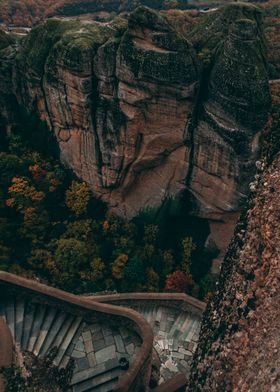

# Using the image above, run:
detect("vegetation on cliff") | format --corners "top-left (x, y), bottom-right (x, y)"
top-left (0, 116), bottom-right (215, 299)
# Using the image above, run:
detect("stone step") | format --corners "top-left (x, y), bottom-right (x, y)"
top-left (28, 304), bottom-right (47, 352)
top-left (71, 358), bottom-right (120, 385)
top-left (179, 315), bottom-right (191, 335)
top-left (53, 316), bottom-right (82, 367)
top-left (15, 299), bottom-right (25, 346)
top-left (39, 311), bottom-right (68, 358)
top-left (5, 301), bottom-right (15, 338)
top-left (151, 306), bottom-right (158, 328)
top-left (33, 307), bottom-right (57, 356)
top-left (50, 314), bottom-right (75, 356)
top-left (72, 364), bottom-right (120, 392)
top-left (155, 306), bottom-right (163, 324)
top-left (145, 307), bottom-right (153, 325)
top-left (91, 376), bottom-right (119, 392)
top-left (168, 312), bottom-right (185, 338)
top-left (22, 302), bottom-right (36, 351)
top-left (180, 318), bottom-right (196, 341)
top-left (141, 308), bottom-right (149, 320)
top-left (184, 319), bottom-right (200, 342)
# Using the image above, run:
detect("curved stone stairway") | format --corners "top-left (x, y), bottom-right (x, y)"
top-left (125, 304), bottom-right (201, 383)
top-left (0, 298), bottom-right (141, 392)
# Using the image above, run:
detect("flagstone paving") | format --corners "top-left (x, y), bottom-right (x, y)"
top-left (0, 298), bottom-right (142, 392)
top-left (131, 304), bottom-right (201, 384)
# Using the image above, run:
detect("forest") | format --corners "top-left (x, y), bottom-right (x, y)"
top-left (0, 113), bottom-right (217, 300)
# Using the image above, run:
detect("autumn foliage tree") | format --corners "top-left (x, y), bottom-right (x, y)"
top-left (65, 181), bottom-right (92, 216)
top-left (0, 128), bottom-right (214, 297)
top-left (165, 270), bottom-right (194, 294)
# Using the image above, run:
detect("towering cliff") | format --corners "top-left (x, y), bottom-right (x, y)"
top-left (188, 153), bottom-right (280, 391)
top-left (0, 4), bottom-right (271, 227)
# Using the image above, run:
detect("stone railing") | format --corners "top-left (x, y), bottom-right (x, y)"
top-left (87, 292), bottom-right (206, 392)
top-left (87, 292), bottom-right (206, 317)
top-left (0, 272), bottom-right (206, 392)
top-left (0, 272), bottom-right (154, 392)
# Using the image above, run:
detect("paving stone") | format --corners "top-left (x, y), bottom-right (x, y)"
top-left (178, 362), bottom-right (188, 374)
top-left (82, 330), bottom-right (92, 342)
top-left (93, 338), bottom-right (106, 351)
top-left (88, 352), bottom-right (97, 367)
top-left (180, 359), bottom-right (190, 368)
top-left (125, 343), bottom-right (134, 356)
top-left (104, 334), bottom-right (115, 346)
top-left (183, 355), bottom-right (192, 363)
top-left (171, 351), bottom-right (184, 359)
top-left (95, 345), bottom-right (116, 364)
top-left (84, 339), bottom-right (93, 354)
top-left (178, 347), bottom-right (192, 356)
top-left (124, 336), bottom-right (134, 345)
top-left (72, 350), bottom-right (86, 359)
top-left (92, 331), bottom-right (104, 340)
top-left (164, 359), bottom-right (178, 373)
top-left (105, 357), bottom-right (119, 370)
top-left (102, 327), bottom-right (113, 337)
top-left (75, 340), bottom-right (85, 352)
top-left (90, 323), bottom-right (101, 333)
top-left (119, 327), bottom-right (129, 339)
top-left (76, 357), bottom-right (89, 372)
top-left (114, 334), bottom-right (125, 353)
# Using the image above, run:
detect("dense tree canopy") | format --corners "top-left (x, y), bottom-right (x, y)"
top-left (0, 124), bottom-right (217, 298)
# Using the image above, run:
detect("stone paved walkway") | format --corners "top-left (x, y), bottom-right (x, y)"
top-left (0, 298), bottom-right (142, 392)
top-left (132, 304), bottom-right (201, 383)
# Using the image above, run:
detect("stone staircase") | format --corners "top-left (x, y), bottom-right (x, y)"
top-left (0, 297), bottom-right (141, 392)
top-left (131, 304), bottom-right (201, 382)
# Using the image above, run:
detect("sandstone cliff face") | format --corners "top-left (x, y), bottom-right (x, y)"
top-left (0, 4), bottom-right (271, 223)
top-left (188, 4), bottom-right (270, 220)
top-left (188, 155), bottom-right (280, 392)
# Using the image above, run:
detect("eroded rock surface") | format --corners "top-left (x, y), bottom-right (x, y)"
top-left (0, 4), bottom-right (271, 222)
top-left (188, 155), bottom-right (280, 391)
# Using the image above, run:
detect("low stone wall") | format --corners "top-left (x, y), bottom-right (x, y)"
top-left (0, 272), bottom-right (154, 392)
top-left (87, 292), bottom-right (206, 318)
top-left (0, 273), bottom-right (206, 392)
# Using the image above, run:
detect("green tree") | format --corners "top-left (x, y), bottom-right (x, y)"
top-left (181, 237), bottom-right (196, 275)
top-left (124, 256), bottom-right (145, 287)
top-left (54, 238), bottom-right (89, 275)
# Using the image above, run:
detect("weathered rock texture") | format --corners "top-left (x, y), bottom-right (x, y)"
top-left (188, 156), bottom-right (280, 391)
top-left (0, 4), bottom-right (271, 221)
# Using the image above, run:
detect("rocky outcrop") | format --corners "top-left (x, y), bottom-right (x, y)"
top-left (188, 4), bottom-right (270, 220)
top-left (188, 154), bottom-right (280, 391)
top-left (0, 4), bottom-right (271, 224)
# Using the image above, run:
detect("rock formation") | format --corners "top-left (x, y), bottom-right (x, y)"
top-left (188, 153), bottom-right (280, 392)
top-left (0, 4), bottom-right (271, 228)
